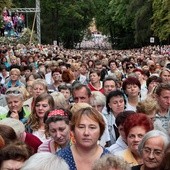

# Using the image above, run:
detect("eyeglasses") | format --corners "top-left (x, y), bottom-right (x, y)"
top-left (5, 90), bottom-right (22, 95)
top-left (143, 147), bottom-right (163, 157)
top-left (127, 66), bottom-right (134, 69)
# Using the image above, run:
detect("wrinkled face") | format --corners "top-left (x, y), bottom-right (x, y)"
top-left (35, 99), bottom-right (51, 119)
top-left (7, 95), bottom-right (23, 112)
top-left (108, 95), bottom-right (125, 116)
top-left (142, 137), bottom-right (164, 169)
top-left (161, 70), bottom-right (170, 83)
top-left (103, 80), bottom-right (116, 96)
top-left (125, 84), bottom-right (140, 97)
top-left (74, 114), bottom-right (100, 148)
top-left (1, 159), bottom-right (24, 170)
top-left (60, 89), bottom-right (71, 101)
top-left (73, 87), bottom-right (90, 104)
top-left (49, 121), bottom-right (70, 147)
top-left (89, 73), bottom-right (100, 84)
top-left (10, 71), bottom-right (20, 81)
top-left (127, 126), bottom-right (146, 154)
top-left (157, 89), bottom-right (170, 111)
top-left (32, 84), bottom-right (46, 98)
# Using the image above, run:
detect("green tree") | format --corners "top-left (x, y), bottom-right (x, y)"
top-left (128, 0), bottom-right (153, 46)
top-left (41, 0), bottom-right (95, 48)
top-left (151, 0), bottom-right (170, 41)
top-left (0, 0), bottom-right (12, 13)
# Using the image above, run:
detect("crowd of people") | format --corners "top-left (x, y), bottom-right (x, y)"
top-left (0, 43), bottom-right (170, 170)
top-left (0, 8), bottom-right (25, 37)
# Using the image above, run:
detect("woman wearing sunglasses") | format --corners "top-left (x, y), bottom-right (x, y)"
top-left (2, 87), bottom-right (31, 123)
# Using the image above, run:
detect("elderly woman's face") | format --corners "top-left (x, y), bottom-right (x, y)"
top-left (74, 114), bottom-right (100, 148)
top-left (142, 136), bottom-right (164, 169)
top-left (32, 84), bottom-right (46, 98)
top-left (48, 121), bottom-right (70, 148)
top-left (127, 126), bottom-right (146, 155)
top-left (7, 95), bottom-right (23, 112)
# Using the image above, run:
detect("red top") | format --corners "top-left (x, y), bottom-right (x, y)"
top-left (88, 82), bottom-right (104, 94)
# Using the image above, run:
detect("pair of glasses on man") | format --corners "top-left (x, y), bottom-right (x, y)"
top-left (5, 90), bottom-right (22, 95)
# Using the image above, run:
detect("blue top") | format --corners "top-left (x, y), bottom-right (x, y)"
top-left (57, 146), bottom-right (110, 170)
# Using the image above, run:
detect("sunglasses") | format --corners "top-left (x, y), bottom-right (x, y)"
top-left (5, 90), bottom-right (21, 95)
top-left (127, 66), bottom-right (134, 69)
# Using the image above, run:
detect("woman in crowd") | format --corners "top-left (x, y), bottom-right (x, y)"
top-left (48, 68), bottom-right (62, 93)
top-left (116, 113), bottom-right (153, 167)
top-left (58, 84), bottom-right (73, 105)
top-left (146, 75), bottom-right (162, 95)
top-left (51, 91), bottom-right (70, 109)
top-left (38, 108), bottom-right (74, 153)
top-left (92, 154), bottom-right (131, 170)
top-left (90, 91), bottom-right (110, 147)
top-left (4, 87), bottom-right (30, 123)
top-left (88, 69), bottom-right (104, 93)
top-left (122, 77), bottom-right (141, 111)
top-left (4, 68), bottom-right (25, 89)
top-left (109, 111), bottom-right (136, 154)
top-left (125, 62), bottom-right (136, 78)
top-left (24, 79), bottom-right (48, 112)
top-left (57, 107), bottom-right (110, 170)
top-left (102, 90), bottom-right (126, 145)
top-left (21, 152), bottom-right (69, 170)
top-left (136, 97), bottom-right (167, 134)
top-left (132, 130), bottom-right (169, 170)
top-left (159, 68), bottom-right (170, 83)
top-left (26, 93), bottom-right (55, 142)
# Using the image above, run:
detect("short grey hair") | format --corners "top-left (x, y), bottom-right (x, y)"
top-left (92, 154), bottom-right (131, 170)
top-left (90, 91), bottom-right (106, 106)
top-left (0, 118), bottom-right (25, 139)
top-left (21, 152), bottom-right (69, 170)
top-left (138, 130), bottom-right (169, 155)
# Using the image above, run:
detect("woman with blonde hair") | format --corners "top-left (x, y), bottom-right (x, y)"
top-left (4, 68), bottom-right (25, 89)
top-left (136, 97), bottom-right (167, 134)
top-left (24, 79), bottom-right (48, 112)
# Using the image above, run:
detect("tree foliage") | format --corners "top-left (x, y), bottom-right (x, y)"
top-left (0, 0), bottom-right (12, 13)
top-left (151, 0), bottom-right (170, 41)
top-left (40, 0), bottom-right (95, 48)
top-left (2, 0), bottom-right (169, 49)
